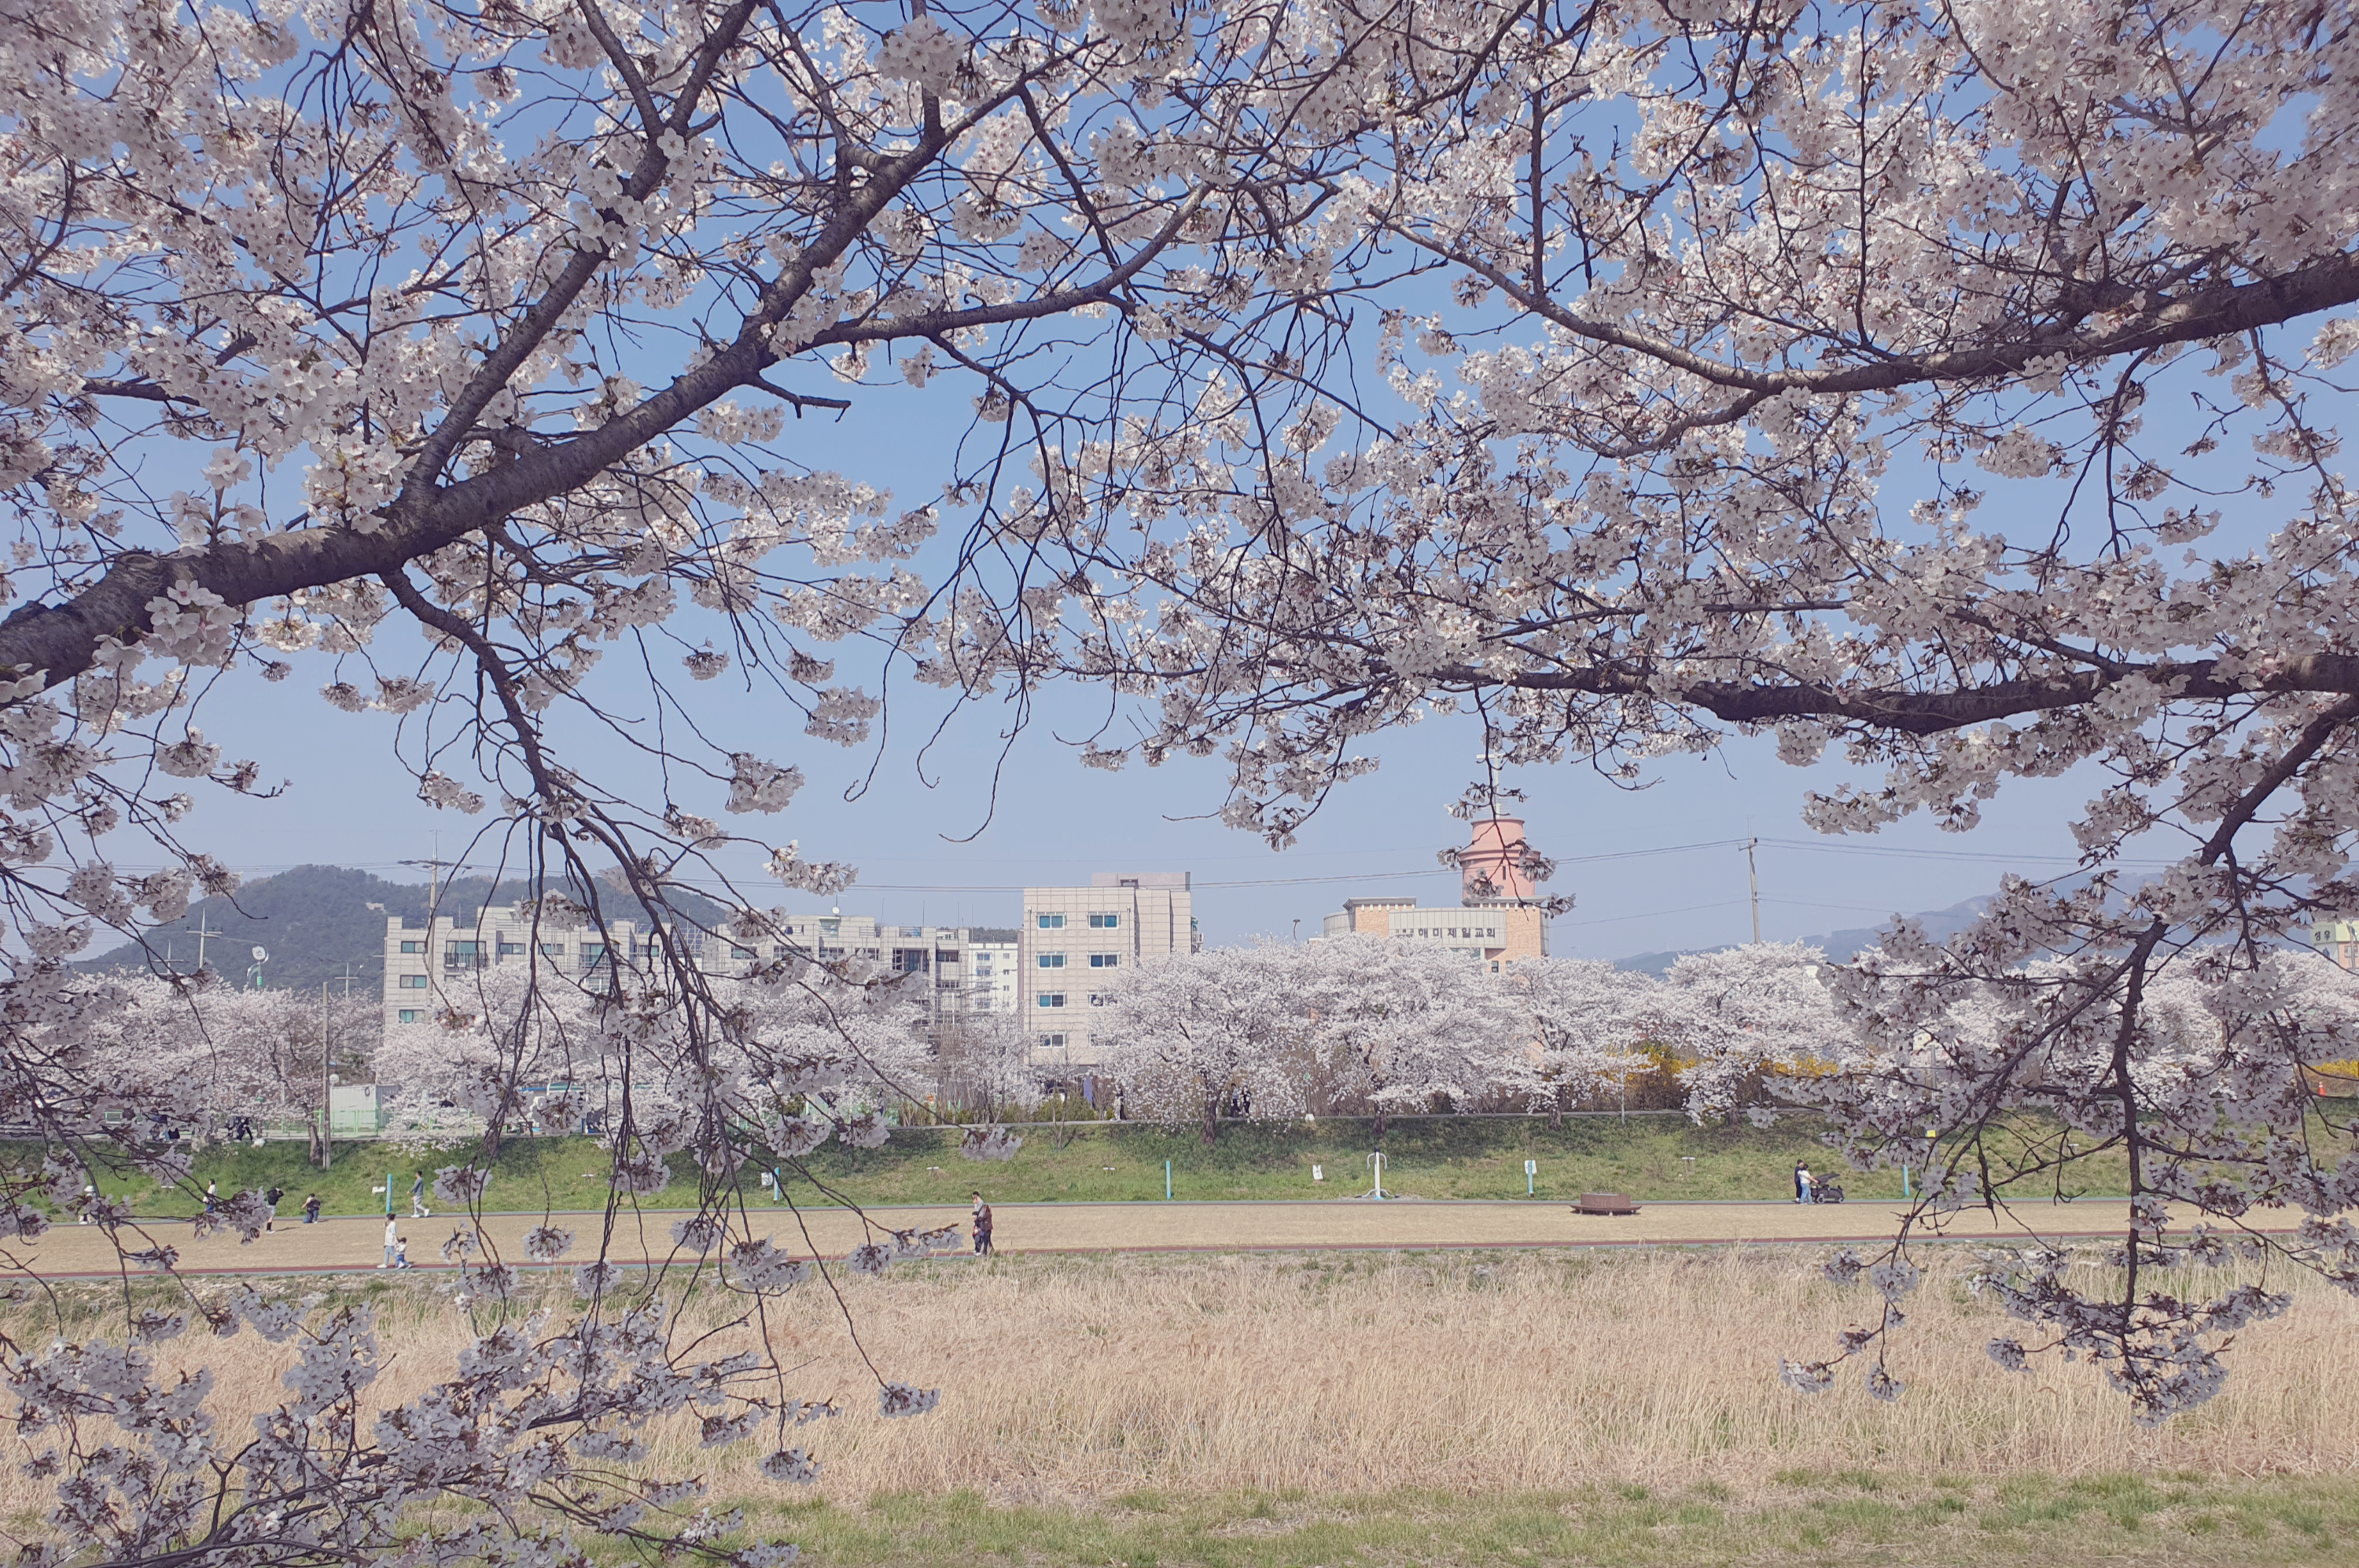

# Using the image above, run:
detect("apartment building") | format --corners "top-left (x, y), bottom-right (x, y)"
top-left (700, 915), bottom-right (1021, 1032)
top-left (2314, 917), bottom-right (2359, 973)
top-left (379, 904), bottom-right (668, 1033)
top-left (968, 937), bottom-right (1020, 1013)
top-left (1021, 873), bottom-right (1197, 1065)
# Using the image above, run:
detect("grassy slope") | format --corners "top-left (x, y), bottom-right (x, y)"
top-left (36, 1113), bottom-right (2135, 1218)
top-left (744, 1476), bottom-right (2359, 1568)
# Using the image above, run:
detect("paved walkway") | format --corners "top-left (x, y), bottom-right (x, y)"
top-left (8, 1198), bottom-right (2216, 1279)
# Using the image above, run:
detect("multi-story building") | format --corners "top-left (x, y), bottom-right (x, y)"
top-left (385, 901), bottom-right (1036, 1042)
top-left (2313, 917), bottom-right (2359, 973)
top-left (701, 915), bottom-right (1021, 1032)
top-left (1319, 816), bottom-right (1550, 969)
top-left (1020, 873), bottom-right (1197, 1065)
top-left (967, 933), bottom-right (1020, 1014)
top-left (379, 904), bottom-right (668, 1034)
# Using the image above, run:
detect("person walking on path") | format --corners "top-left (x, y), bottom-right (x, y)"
top-left (394, 1235), bottom-right (412, 1269)
top-left (263, 1185), bottom-right (283, 1233)
top-left (302, 1193), bottom-right (322, 1224)
top-left (970, 1191), bottom-right (994, 1257)
top-left (382, 1216), bottom-right (399, 1268)
top-left (79, 1183), bottom-right (94, 1224)
top-left (1794, 1163), bottom-right (1813, 1204)
top-left (203, 1180), bottom-right (217, 1216)
top-left (410, 1170), bottom-right (430, 1218)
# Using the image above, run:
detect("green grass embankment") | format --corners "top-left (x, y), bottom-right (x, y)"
top-left (751, 1477), bottom-right (2359, 1568)
top-left (16, 1112), bottom-right (2137, 1220)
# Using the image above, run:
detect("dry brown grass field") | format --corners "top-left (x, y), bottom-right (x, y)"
top-left (9, 1246), bottom-right (2359, 1565)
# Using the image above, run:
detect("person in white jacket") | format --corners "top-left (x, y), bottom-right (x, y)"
top-left (382, 1216), bottom-right (399, 1268)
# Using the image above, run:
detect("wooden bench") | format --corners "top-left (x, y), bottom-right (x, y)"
top-left (1573, 1191), bottom-right (1640, 1216)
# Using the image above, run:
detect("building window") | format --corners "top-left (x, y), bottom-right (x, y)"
top-left (1037, 992), bottom-right (1065, 1008)
top-left (1088, 913), bottom-right (1120, 929)
top-left (731, 945), bottom-right (756, 960)
top-left (444, 940), bottom-right (485, 971)
top-left (1039, 1032), bottom-right (1066, 1051)
top-left (541, 943), bottom-right (565, 958)
top-left (398, 974), bottom-right (429, 990)
top-left (397, 1009), bottom-right (423, 1024)
top-left (1036, 913), bottom-right (1065, 929)
top-left (1088, 953), bottom-right (1119, 968)
top-left (399, 940), bottom-right (423, 954)
top-left (1088, 994), bottom-right (1106, 1007)
top-left (1038, 953), bottom-right (1065, 969)
top-left (496, 940), bottom-right (524, 959)
top-left (580, 943), bottom-right (608, 970)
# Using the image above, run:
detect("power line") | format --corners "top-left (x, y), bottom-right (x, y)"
top-left (84, 829), bottom-right (2175, 893)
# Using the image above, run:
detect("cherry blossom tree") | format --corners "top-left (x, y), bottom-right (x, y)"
top-left (67, 974), bottom-right (374, 1165)
top-left (2, 0), bottom-right (2357, 1551)
top-left (1295, 936), bottom-right (1524, 1138)
top-left (931, 1007), bottom-right (1047, 1119)
top-left (1788, 940), bottom-right (2359, 1421)
top-left (1095, 944), bottom-right (1310, 1145)
top-left (1503, 955), bottom-right (1659, 1125)
top-left (992, 0), bottom-right (2359, 1418)
top-left (1643, 944), bottom-right (1843, 1122)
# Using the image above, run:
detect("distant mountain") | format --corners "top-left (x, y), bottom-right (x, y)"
top-left (1614, 896), bottom-right (1991, 977)
top-left (79, 864), bottom-right (734, 993)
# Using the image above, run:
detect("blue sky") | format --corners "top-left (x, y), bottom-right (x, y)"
top-left (156, 641), bottom-right (2125, 960)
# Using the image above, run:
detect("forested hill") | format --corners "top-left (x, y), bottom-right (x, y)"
top-left (78, 865), bottom-right (731, 993)
top-left (1613, 896), bottom-right (1992, 977)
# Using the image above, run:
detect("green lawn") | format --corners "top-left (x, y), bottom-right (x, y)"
top-left (17, 1113), bottom-right (2139, 1219)
top-left (732, 1474), bottom-right (2359, 1568)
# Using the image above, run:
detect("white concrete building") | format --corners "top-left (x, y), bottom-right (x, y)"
top-left (1020, 873), bottom-right (1196, 1066)
top-left (701, 915), bottom-right (1020, 1032)
top-left (380, 904), bottom-right (666, 1034)
top-left (968, 938), bottom-right (1019, 1014)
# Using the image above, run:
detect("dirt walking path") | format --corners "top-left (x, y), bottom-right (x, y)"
top-left (11, 1197), bottom-right (2214, 1279)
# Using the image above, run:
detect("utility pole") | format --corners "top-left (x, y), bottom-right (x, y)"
top-left (1743, 838), bottom-right (1761, 945)
top-left (400, 833), bottom-right (477, 916)
top-left (320, 979), bottom-right (333, 1171)
top-left (401, 835), bottom-right (475, 968)
top-left (189, 911), bottom-right (222, 972)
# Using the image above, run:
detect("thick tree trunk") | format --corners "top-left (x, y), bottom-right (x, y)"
top-left (1201, 1093), bottom-right (1219, 1147)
